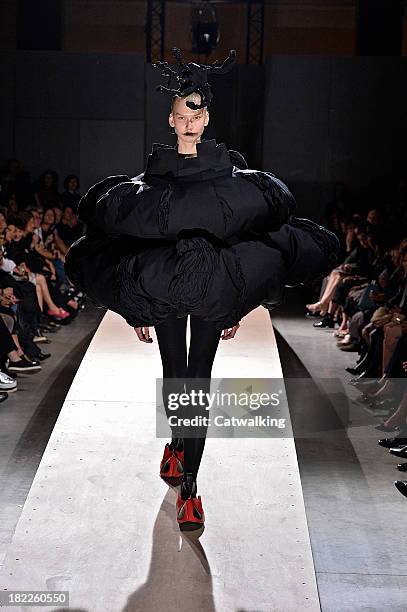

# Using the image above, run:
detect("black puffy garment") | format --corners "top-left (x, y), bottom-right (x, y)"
top-left (65, 138), bottom-right (340, 330)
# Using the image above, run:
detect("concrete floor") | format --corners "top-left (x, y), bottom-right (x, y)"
top-left (271, 288), bottom-right (407, 612)
top-left (0, 307), bottom-right (320, 612)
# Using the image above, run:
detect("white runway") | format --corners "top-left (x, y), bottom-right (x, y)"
top-left (0, 308), bottom-right (320, 611)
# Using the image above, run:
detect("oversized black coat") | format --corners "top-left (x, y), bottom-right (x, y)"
top-left (65, 139), bottom-right (340, 330)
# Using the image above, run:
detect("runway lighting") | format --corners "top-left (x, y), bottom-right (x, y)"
top-left (191, 1), bottom-right (220, 55)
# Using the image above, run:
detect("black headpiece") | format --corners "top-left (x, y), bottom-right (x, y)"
top-left (152, 47), bottom-right (236, 110)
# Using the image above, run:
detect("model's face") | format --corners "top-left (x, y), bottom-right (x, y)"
top-left (169, 96), bottom-right (209, 148)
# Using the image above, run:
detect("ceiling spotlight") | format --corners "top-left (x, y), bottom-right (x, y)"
top-left (191, 2), bottom-right (220, 55)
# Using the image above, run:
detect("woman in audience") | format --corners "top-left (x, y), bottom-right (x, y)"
top-left (61, 174), bottom-right (81, 212)
top-left (0, 211), bottom-right (7, 236)
top-left (34, 169), bottom-right (60, 211)
top-left (53, 205), bottom-right (63, 226)
top-left (5, 193), bottom-right (19, 217)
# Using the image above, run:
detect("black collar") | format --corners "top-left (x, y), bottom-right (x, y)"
top-left (143, 138), bottom-right (233, 183)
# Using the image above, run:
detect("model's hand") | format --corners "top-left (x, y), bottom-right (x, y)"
top-left (221, 323), bottom-right (240, 340)
top-left (134, 326), bottom-right (153, 343)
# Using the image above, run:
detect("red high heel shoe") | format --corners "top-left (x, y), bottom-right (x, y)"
top-left (176, 493), bottom-right (205, 532)
top-left (159, 443), bottom-right (184, 486)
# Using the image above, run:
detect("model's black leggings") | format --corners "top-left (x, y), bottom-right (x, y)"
top-left (155, 313), bottom-right (222, 479)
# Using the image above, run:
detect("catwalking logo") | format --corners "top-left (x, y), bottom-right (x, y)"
top-left (167, 413), bottom-right (287, 429)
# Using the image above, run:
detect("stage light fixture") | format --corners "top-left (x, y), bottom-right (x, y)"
top-left (191, 1), bottom-right (220, 55)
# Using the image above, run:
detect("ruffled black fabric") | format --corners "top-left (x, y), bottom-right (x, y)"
top-left (65, 138), bottom-right (340, 330)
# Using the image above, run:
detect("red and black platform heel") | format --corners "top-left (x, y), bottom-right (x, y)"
top-left (159, 442), bottom-right (184, 487)
top-left (176, 473), bottom-right (205, 534)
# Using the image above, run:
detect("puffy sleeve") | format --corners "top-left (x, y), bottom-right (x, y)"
top-left (233, 168), bottom-right (297, 232)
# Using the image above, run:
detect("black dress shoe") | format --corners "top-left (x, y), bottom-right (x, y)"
top-left (36, 351), bottom-right (51, 361)
top-left (397, 463), bottom-right (407, 472)
top-left (389, 445), bottom-right (407, 459)
top-left (313, 315), bottom-right (334, 329)
top-left (8, 358), bottom-right (41, 372)
top-left (378, 437), bottom-right (407, 449)
top-left (23, 355), bottom-right (40, 367)
top-left (394, 481), bottom-right (407, 498)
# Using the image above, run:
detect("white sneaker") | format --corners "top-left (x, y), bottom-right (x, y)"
top-left (0, 370), bottom-right (17, 392)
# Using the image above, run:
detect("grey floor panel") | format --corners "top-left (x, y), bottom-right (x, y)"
top-left (272, 296), bottom-right (407, 612)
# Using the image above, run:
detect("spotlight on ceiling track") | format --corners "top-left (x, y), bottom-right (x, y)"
top-left (191, 1), bottom-right (220, 56)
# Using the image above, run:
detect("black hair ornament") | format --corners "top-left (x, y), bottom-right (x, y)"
top-left (152, 47), bottom-right (236, 110)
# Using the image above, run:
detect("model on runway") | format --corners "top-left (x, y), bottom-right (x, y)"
top-left (135, 84), bottom-right (241, 533)
top-left (65, 47), bottom-right (340, 536)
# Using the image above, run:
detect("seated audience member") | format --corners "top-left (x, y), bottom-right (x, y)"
top-left (307, 224), bottom-right (378, 327)
top-left (53, 205), bottom-right (63, 226)
top-left (3, 214), bottom-right (72, 320)
top-left (0, 304), bottom-right (41, 375)
top-left (0, 211), bottom-right (7, 237)
top-left (33, 208), bottom-right (66, 281)
top-left (5, 193), bottom-right (19, 217)
top-left (39, 208), bottom-right (56, 245)
top-left (34, 169), bottom-right (60, 211)
top-left (61, 174), bottom-right (81, 213)
top-left (54, 205), bottom-right (84, 255)
top-left (0, 248), bottom-right (49, 365)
